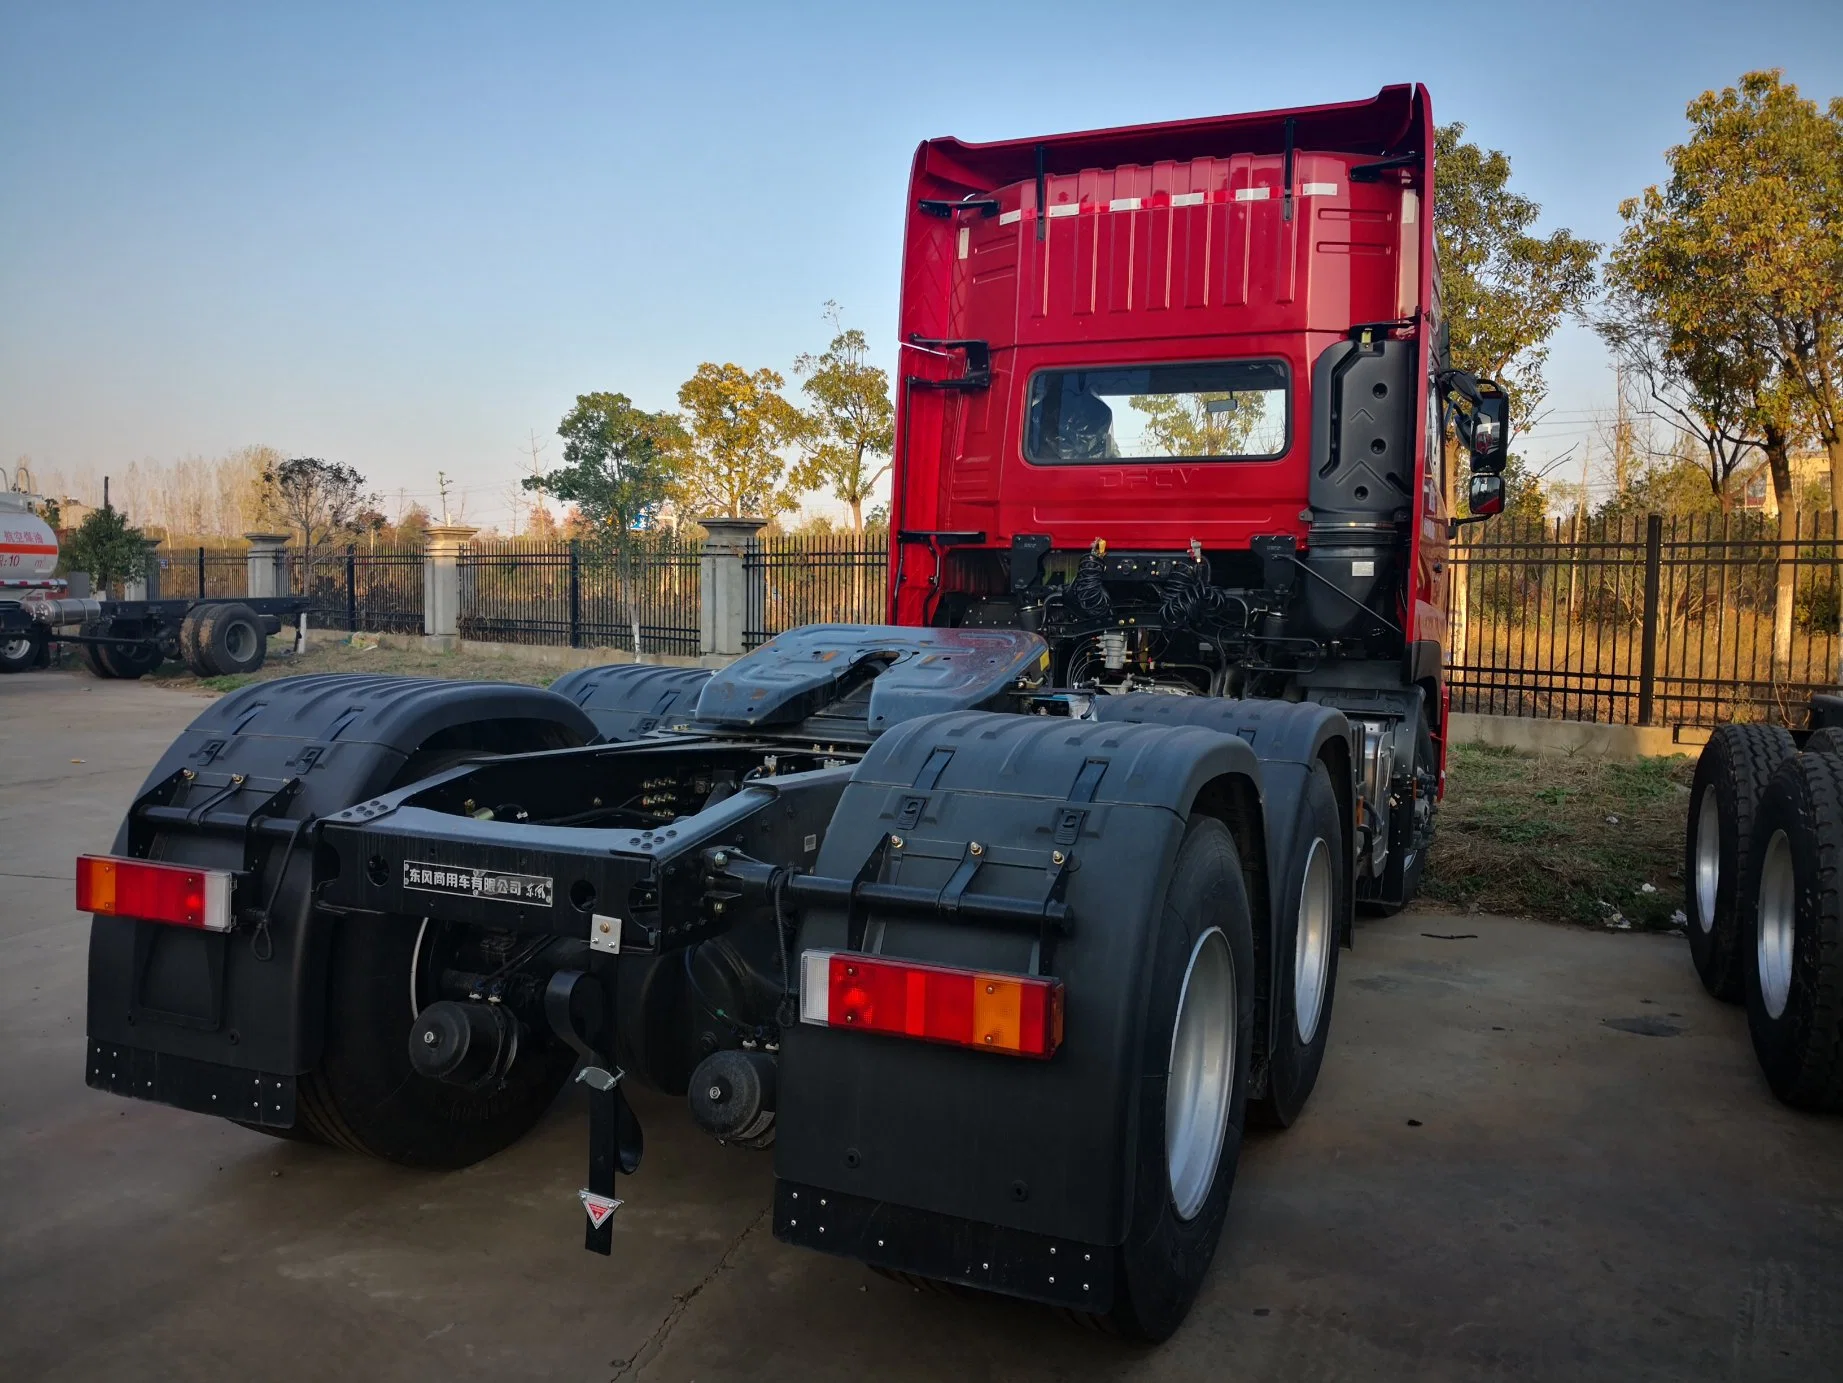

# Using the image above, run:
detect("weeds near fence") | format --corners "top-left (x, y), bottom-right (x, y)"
top-left (1425, 743), bottom-right (1695, 928)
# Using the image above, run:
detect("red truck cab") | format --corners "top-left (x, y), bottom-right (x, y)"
top-left (886, 84), bottom-right (1506, 907)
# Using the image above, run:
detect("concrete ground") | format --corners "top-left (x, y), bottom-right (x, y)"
top-left (2, 669), bottom-right (1839, 1383)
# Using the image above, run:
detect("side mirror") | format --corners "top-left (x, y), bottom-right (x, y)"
top-left (1466, 472), bottom-right (1505, 517)
top-left (1438, 371), bottom-right (1510, 475)
top-left (1449, 474), bottom-right (1507, 537)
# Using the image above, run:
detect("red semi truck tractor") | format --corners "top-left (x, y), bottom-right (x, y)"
top-left (80, 84), bottom-right (1507, 1340)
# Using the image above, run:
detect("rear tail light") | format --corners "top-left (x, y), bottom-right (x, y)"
top-left (800, 950), bottom-right (1063, 1059)
top-left (75, 855), bottom-right (234, 931)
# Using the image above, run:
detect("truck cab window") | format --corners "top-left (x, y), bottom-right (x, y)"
top-left (1024, 360), bottom-right (1289, 463)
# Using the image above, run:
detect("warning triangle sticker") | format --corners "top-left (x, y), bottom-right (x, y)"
top-left (580, 1190), bottom-right (623, 1230)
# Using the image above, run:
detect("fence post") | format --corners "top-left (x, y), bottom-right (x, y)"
top-left (244, 532), bottom-right (289, 599)
top-left (1638, 513), bottom-right (1663, 726)
top-left (421, 524), bottom-right (477, 648)
top-left (345, 546), bottom-right (357, 631)
top-left (568, 540), bottom-right (582, 648)
top-left (196, 546), bottom-right (206, 598)
top-left (698, 517), bottom-right (768, 662)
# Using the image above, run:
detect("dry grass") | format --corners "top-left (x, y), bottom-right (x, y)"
top-left (133, 635), bottom-right (563, 694)
top-left (1425, 743), bottom-right (1696, 930)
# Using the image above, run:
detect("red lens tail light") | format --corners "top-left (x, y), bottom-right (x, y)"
top-left (75, 855), bottom-right (234, 931)
top-left (800, 950), bottom-right (1063, 1059)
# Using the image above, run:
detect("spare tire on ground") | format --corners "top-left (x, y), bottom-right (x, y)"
top-left (194, 601), bottom-right (267, 677)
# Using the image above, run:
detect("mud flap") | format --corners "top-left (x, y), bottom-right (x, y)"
top-left (85, 675), bottom-right (594, 1092)
top-left (772, 710), bottom-right (1264, 1305)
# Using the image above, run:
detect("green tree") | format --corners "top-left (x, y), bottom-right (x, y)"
top-left (1684, 73), bottom-right (1843, 510)
top-left (1597, 277), bottom-right (1768, 508)
top-left (791, 305), bottom-right (894, 535)
top-left (261, 456), bottom-right (377, 592)
top-left (1606, 71), bottom-right (1843, 674)
top-left (527, 392), bottom-right (686, 533)
top-left (676, 362), bottom-right (805, 519)
top-left (61, 503), bottom-right (147, 594)
top-left (1434, 124), bottom-right (1600, 435)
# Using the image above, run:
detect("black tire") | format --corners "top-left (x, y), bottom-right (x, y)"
top-left (1089, 815), bottom-right (1255, 1342)
top-left (294, 745), bottom-right (574, 1166)
top-left (196, 602), bottom-right (267, 677)
top-left (1252, 762), bottom-right (1344, 1128)
top-left (110, 641), bottom-right (162, 679)
top-left (1359, 712), bottom-right (1435, 916)
top-left (1686, 725), bottom-right (1797, 1002)
top-left (78, 620), bottom-right (121, 678)
top-left (76, 620), bottom-right (160, 680)
top-left (1743, 753), bottom-right (1843, 1112)
top-left (0, 632), bottom-right (38, 674)
top-left (179, 609), bottom-right (214, 676)
top-left (1806, 726), bottom-right (1843, 759)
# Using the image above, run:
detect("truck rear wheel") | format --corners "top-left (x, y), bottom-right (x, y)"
top-left (196, 602), bottom-right (267, 677)
top-left (78, 620), bottom-right (160, 679)
top-left (0, 633), bottom-right (37, 673)
top-left (1086, 815), bottom-right (1254, 1342)
top-left (1743, 753), bottom-right (1843, 1111)
top-left (179, 609), bottom-right (213, 676)
top-left (1253, 762), bottom-right (1343, 1127)
top-left (295, 744), bottom-right (575, 1166)
top-left (1805, 727), bottom-right (1843, 758)
top-left (1686, 725), bottom-right (1796, 1002)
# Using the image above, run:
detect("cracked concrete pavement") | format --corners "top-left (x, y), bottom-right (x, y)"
top-left (3, 668), bottom-right (1840, 1382)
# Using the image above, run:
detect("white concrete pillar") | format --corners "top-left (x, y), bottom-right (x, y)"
top-left (422, 524), bottom-right (478, 647)
top-left (244, 532), bottom-right (289, 600)
top-left (698, 517), bottom-right (767, 661)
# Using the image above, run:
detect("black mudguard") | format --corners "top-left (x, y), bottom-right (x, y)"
top-left (1095, 695), bottom-right (1353, 928)
top-left (86, 675), bottom-right (594, 1117)
top-left (548, 662), bottom-right (712, 742)
top-left (773, 710), bottom-right (1265, 1307)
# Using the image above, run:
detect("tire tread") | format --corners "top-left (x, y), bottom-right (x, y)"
top-left (1749, 752), bottom-right (1843, 1110)
top-left (1687, 724), bottom-right (1796, 1000)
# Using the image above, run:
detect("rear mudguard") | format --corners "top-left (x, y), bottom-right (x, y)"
top-left (548, 663), bottom-right (712, 742)
top-left (86, 675), bottom-right (595, 1109)
top-left (773, 710), bottom-right (1272, 1305)
top-left (1096, 693), bottom-right (1354, 940)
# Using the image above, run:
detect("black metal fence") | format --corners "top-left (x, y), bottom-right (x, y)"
top-left (459, 535), bottom-right (701, 656)
top-left (1448, 511), bottom-right (1841, 728)
top-left (140, 523), bottom-right (1838, 732)
top-left (301, 546), bottom-right (426, 634)
top-left (151, 542), bottom-right (425, 633)
top-left (155, 544), bottom-right (248, 599)
top-left (744, 534), bottom-right (889, 647)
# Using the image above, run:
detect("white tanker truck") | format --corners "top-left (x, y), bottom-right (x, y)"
top-left (0, 480), bottom-right (306, 679)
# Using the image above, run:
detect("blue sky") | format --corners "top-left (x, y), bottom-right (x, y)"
top-left (3, 0), bottom-right (1840, 526)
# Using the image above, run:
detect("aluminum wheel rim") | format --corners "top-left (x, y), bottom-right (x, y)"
top-left (1694, 787), bottom-right (1720, 933)
top-left (225, 621), bottom-right (256, 663)
top-left (1756, 829), bottom-right (1795, 1020)
top-left (1, 637), bottom-right (30, 661)
top-left (1166, 927), bottom-right (1236, 1223)
top-left (1294, 838), bottom-right (1333, 1045)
